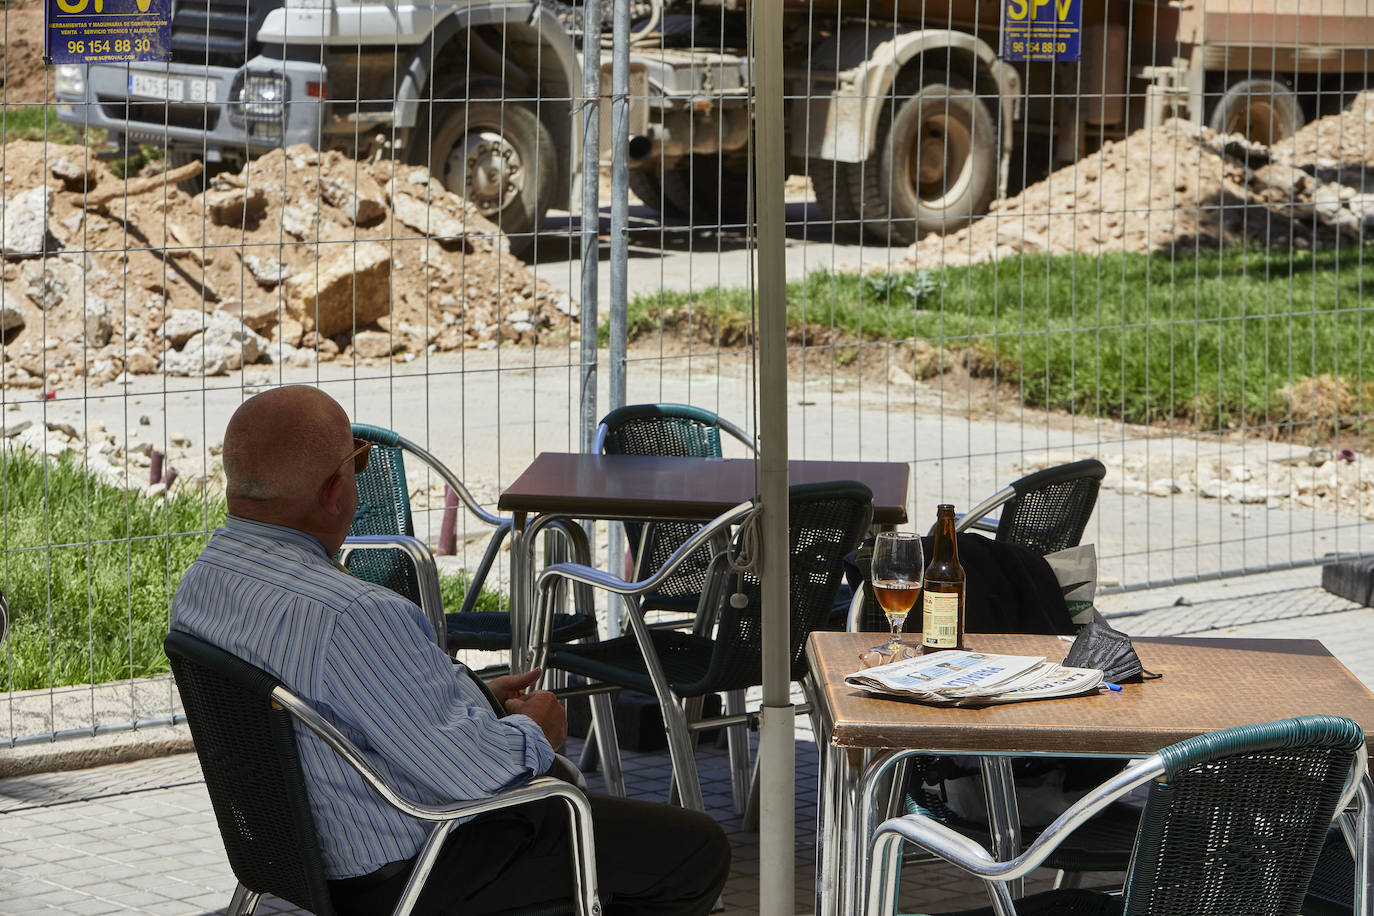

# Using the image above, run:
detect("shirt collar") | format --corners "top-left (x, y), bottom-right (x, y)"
top-left (224, 514), bottom-right (331, 559)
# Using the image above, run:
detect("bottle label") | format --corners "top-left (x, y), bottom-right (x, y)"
top-left (922, 590), bottom-right (960, 648)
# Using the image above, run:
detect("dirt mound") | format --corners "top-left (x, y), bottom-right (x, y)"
top-left (1275, 91), bottom-right (1374, 171)
top-left (909, 111), bottom-right (1374, 269)
top-left (1, 0), bottom-right (50, 106)
top-left (0, 141), bottom-right (576, 389)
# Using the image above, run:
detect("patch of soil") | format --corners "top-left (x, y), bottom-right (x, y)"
top-left (1, 0), bottom-right (51, 106)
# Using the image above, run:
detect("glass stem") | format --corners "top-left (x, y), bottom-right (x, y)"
top-left (890, 616), bottom-right (903, 648)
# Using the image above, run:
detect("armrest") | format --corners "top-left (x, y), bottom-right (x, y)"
top-left (845, 586), bottom-right (866, 633)
top-left (396, 435), bottom-right (508, 529)
top-left (529, 501), bottom-right (755, 670)
top-left (273, 683), bottom-right (600, 916)
top-left (339, 535), bottom-right (446, 654)
top-left (534, 500), bottom-right (755, 601)
top-left (869, 756), bottom-right (1164, 887)
top-left (950, 486), bottom-right (1015, 536)
top-left (273, 682), bottom-right (589, 822)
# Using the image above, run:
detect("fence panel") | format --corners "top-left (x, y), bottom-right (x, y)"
top-left (3, 0), bottom-right (1373, 747)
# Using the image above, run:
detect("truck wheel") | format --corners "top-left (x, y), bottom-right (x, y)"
top-left (628, 169), bottom-right (675, 217)
top-left (1208, 78), bottom-right (1304, 146)
top-left (853, 81), bottom-right (999, 245)
top-left (659, 156), bottom-right (751, 228)
top-left (810, 161), bottom-right (862, 237)
top-left (423, 99), bottom-right (556, 258)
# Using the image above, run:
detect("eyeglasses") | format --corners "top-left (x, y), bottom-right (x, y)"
top-left (337, 438), bottom-right (371, 476)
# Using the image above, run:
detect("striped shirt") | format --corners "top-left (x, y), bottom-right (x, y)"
top-left (171, 516), bottom-right (553, 879)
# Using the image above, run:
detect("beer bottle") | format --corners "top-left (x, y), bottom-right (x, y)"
top-left (921, 504), bottom-right (966, 651)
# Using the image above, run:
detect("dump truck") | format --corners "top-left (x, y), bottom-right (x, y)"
top-left (52, 0), bottom-right (1374, 250)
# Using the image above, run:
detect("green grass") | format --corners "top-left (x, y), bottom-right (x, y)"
top-left (0, 105), bottom-right (84, 146)
top-left (1, 450), bottom-right (504, 691)
top-left (0, 449), bottom-right (219, 692)
top-left (623, 246), bottom-right (1374, 435)
top-left (108, 143), bottom-right (163, 180)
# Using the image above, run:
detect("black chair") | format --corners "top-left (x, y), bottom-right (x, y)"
top-left (164, 630), bottom-right (600, 916)
top-left (868, 714), bottom-right (1368, 916)
top-left (594, 403), bottom-right (755, 622)
top-left (953, 458), bottom-right (1106, 555)
top-left (532, 480), bottom-right (873, 814)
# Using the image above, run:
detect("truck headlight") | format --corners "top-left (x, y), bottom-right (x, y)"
top-left (55, 65), bottom-right (85, 97)
top-left (230, 72), bottom-right (288, 142)
top-left (242, 74), bottom-right (286, 117)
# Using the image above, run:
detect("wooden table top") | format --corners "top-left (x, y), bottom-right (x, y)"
top-left (498, 452), bottom-right (910, 526)
top-left (807, 632), bottom-right (1374, 756)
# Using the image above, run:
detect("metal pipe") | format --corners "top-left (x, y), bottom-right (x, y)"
top-left (753, 0), bottom-right (790, 905)
top-left (578, 0), bottom-right (601, 462)
top-left (605, 0), bottom-right (632, 640)
top-left (980, 757), bottom-right (1023, 900)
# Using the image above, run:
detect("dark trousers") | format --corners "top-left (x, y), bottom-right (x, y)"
top-left (329, 793), bottom-right (731, 916)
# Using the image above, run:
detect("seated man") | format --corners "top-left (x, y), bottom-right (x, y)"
top-left (171, 385), bottom-right (730, 916)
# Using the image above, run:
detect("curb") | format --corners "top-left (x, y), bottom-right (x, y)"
top-left (0, 726), bottom-right (195, 780)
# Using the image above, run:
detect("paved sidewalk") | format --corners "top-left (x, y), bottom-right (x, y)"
top-left (1, 570), bottom-right (1370, 915)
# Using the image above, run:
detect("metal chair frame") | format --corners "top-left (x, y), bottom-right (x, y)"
top-left (533, 483), bottom-right (867, 816)
top-left (532, 500), bottom-right (756, 813)
top-left (166, 632), bottom-right (601, 916)
top-left (865, 720), bottom-right (1371, 916)
top-left (344, 427), bottom-right (596, 659)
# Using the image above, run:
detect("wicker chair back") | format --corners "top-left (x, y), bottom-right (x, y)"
top-left (997, 459), bottom-right (1106, 555)
top-left (598, 403), bottom-right (732, 613)
top-left (1122, 714), bottom-right (1364, 916)
top-left (164, 630), bottom-right (337, 915)
top-left (344, 423), bottom-right (422, 607)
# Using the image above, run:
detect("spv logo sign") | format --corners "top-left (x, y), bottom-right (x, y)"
top-left (52, 0), bottom-right (154, 12)
top-left (44, 0), bottom-right (170, 63)
top-left (1002, 0), bottom-right (1080, 62)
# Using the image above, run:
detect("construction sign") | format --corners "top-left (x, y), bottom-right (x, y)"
top-left (44, 0), bottom-right (171, 64)
top-left (1002, 0), bottom-right (1081, 62)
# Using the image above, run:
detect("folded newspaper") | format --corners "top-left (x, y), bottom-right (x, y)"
top-left (844, 650), bottom-right (1104, 706)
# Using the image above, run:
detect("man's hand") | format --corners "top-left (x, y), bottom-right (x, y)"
top-left (503, 690), bottom-right (568, 750)
top-left (486, 668), bottom-right (542, 706)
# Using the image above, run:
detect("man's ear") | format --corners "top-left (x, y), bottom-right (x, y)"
top-left (318, 470), bottom-right (348, 516)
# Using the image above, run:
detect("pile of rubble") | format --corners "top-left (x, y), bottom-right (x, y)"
top-left (0, 141), bottom-right (577, 389)
top-left (1022, 446), bottom-right (1374, 521)
top-left (910, 99), bottom-right (1374, 269)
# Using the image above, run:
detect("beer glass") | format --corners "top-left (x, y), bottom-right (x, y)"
top-left (869, 531), bottom-right (924, 661)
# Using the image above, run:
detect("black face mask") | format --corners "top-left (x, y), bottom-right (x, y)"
top-left (1063, 610), bottom-right (1161, 683)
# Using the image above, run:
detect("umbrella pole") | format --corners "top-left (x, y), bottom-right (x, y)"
top-left (752, 0), bottom-right (792, 909)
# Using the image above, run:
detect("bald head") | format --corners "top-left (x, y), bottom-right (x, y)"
top-left (223, 386), bottom-right (353, 523)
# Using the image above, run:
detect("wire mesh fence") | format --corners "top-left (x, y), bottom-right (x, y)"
top-left (3, 0), bottom-right (1374, 747)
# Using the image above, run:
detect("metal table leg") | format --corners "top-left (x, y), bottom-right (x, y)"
top-left (815, 741), bottom-right (844, 916)
top-left (1357, 775), bottom-right (1373, 916)
top-left (980, 756), bottom-right (1023, 900)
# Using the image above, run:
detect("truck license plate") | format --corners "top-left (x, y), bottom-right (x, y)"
top-left (128, 74), bottom-right (218, 104)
